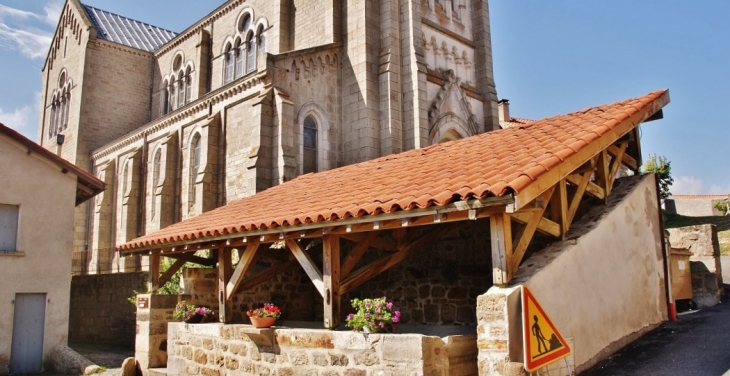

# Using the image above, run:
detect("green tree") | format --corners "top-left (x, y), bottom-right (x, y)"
top-left (642, 154), bottom-right (674, 200)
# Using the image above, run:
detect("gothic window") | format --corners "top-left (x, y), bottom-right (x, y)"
top-left (48, 103), bottom-right (56, 138)
top-left (122, 161), bottom-right (130, 197)
top-left (48, 71), bottom-right (72, 138)
top-left (162, 80), bottom-right (170, 115)
top-left (169, 76), bottom-right (177, 111)
top-left (151, 148), bottom-right (161, 219)
top-left (190, 134), bottom-right (202, 206)
top-left (62, 92), bottom-right (70, 131)
top-left (177, 72), bottom-right (185, 108)
top-left (185, 67), bottom-right (192, 104)
top-left (224, 45), bottom-right (235, 83)
top-left (235, 40), bottom-right (244, 78)
top-left (257, 25), bottom-right (266, 55)
top-left (303, 115), bottom-right (318, 173)
top-left (246, 32), bottom-right (255, 74)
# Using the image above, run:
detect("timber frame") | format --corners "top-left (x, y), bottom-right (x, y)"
top-left (122, 93), bottom-right (667, 327)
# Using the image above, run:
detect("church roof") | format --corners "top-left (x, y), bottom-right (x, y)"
top-left (118, 90), bottom-right (669, 253)
top-left (83, 4), bottom-right (177, 52)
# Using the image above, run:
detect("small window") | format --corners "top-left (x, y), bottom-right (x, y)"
top-left (225, 46), bottom-right (235, 83)
top-left (162, 81), bottom-right (169, 115)
top-left (239, 14), bottom-right (251, 33)
top-left (246, 34), bottom-right (255, 73)
top-left (190, 134), bottom-right (202, 206)
top-left (177, 73), bottom-right (185, 108)
top-left (48, 103), bottom-right (56, 138)
top-left (153, 149), bottom-right (162, 187)
top-left (63, 92), bottom-right (70, 130)
top-left (169, 79), bottom-right (177, 111)
top-left (257, 26), bottom-right (266, 55)
top-left (235, 41), bottom-right (244, 78)
top-left (0, 204), bottom-right (19, 252)
top-left (303, 115), bottom-right (318, 173)
top-left (185, 68), bottom-right (192, 104)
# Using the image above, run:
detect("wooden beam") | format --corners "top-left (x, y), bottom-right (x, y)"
top-left (149, 254), bottom-right (160, 290)
top-left (218, 247), bottom-right (232, 323)
top-left (550, 179), bottom-right (568, 237)
top-left (608, 142), bottom-right (628, 188)
top-left (596, 150), bottom-right (610, 198)
top-left (566, 174), bottom-right (605, 201)
top-left (607, 144), bottom-right (637, 171)
top-left (341, 231), bottom-right (378, 278)
top-left (341, 233), bottom-right (398, 251)
top-left (158, 253), bottom-right (194, 287)
top-left (510, 188), bottom-right (554, 273)
top-left (490, 213), bottom-right (512, 285)
top-left (322, 235), bottom-right (341, 329)
top-left (511, 211), bottom-right (561, 238)
top-left (392, 228), bottom-right (408, 249)
top-left (226, 242), bottom-right (261, 300)
top-left (339, 225), bottom-right (454, 295)
top-left (285, 239), bottom-right (325, 297)
top-left (567, 171), bottom-right (591, 225)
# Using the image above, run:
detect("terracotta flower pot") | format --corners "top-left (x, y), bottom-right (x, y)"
top-left (249, 316), bottom-right (276, 328)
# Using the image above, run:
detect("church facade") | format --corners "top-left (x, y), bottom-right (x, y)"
top-left (37, 0), bottom-right (499, 275)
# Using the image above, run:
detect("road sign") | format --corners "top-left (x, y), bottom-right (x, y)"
top-left (522, 285), bottom-right (571, 372)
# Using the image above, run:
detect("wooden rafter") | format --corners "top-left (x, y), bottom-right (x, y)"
top-left (607, 142), bottom-right (628, 188)
top-left (218, 247), bottom-right (232, 322)
top-left (341, 231), bottom-right (378, 278)
top-left (341, 232), bottom-right (397, 251)
top-left (285, 239), bottom-right (325, 297)
top-left (339, 224), bottom-right (455, 295)
top-left (157, 253), bottom-right (194, 287)
top-left (490, 213), bottom-right (513, 285)
top-left (510, 187), bottom-right (555, 273)
top-left (225, 242), bottom-right (261, 300)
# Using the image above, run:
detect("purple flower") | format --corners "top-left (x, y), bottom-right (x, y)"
top-left (386, 302), bottom-right (393, 309)
top-left (347, 313), bottom-right (354, 320)
top-left (392, 316), bottom-right (399, 323)
top-left (375, 302), bottom-right (382, 308)
top-left (365, 302), bottom-right (371, 308)
top-left (395, 310), bottom-right (401, 317)
top-left (365, 313), bottom-right (371, 318)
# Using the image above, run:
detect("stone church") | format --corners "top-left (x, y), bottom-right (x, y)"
top-left (37, 0), bottom-right (499, 275)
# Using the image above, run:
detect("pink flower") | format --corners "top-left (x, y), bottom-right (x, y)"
top-left (395, 310), bottom-right (401, 317)
top-left (365, 313), bottom-right (370, 318)
top-left (386, 302), bottom-right (393, 309)
top-left (379, 322), bottom-right (385, 328)
top-left (365, 302), bottom-right (371, 308)
top-left (347, 313), bottom-right (354, 320)
top-left (392, 316), bottom-right (399, 323)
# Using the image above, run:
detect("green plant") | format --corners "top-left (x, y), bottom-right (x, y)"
top-left (173, 301), bottom-right (214, 322)
top-left (641, 154), bottom-right (673, 200)
top-left (713, 200), bottom-right (729, 215)
top-left (247, 303), bottom-right (282, 318)
top-left (346, 297), bottom-right (400, 333)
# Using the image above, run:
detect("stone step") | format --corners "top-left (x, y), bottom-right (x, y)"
top-left (148, 367), bottom-right (168, 376)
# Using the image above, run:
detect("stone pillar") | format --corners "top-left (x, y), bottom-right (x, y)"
top-left (476, 285), bottom-right (522, 376)
top-left (135, 294), bottom-right (187, 375)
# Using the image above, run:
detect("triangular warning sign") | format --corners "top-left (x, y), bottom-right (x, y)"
top-left (522, 285), bottom-right (571, 372)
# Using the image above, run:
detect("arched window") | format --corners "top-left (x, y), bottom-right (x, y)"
top-left (169, 76), bottom-right (177, 111)
top-left (303, 115), bottom-right (318, 173)
top-left (257, 26), bottom-right (266, 55)
top-left (162, 80), bottom-right (169, 115)
top-left (224, 45), bottom-right (235, 83)
top-left (246, 33), bottom-right (255, 74)
top-left (235, 40), bottom-right (244, 78)
top-left (49, 103), bottom-right (56, 137)
top-left (185, 67), bottom-right (192, 104)
top-left (122, 161), bottom-right (130, 196)
top-left (63, 92), bottom-right (70, 130)
top-left (177, 71), bottom-right (185, 108)
top-left (190, 134), bottom-right (202, 206)
top-left (59, 94), bottom-right (67, 131)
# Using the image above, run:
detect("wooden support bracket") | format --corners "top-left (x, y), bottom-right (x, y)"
top-left (285, 239), bottom-right (325, 297)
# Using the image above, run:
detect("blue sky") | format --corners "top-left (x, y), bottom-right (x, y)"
top-left (0, 1), bottom-right (728, 194)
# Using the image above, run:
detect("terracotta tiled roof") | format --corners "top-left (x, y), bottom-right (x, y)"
top-left (119, 90), bottom-right (669, 252)
top-left (0, 123), bottom-right (105, 205)
top-left (500, 117), bottom-right (535, 128)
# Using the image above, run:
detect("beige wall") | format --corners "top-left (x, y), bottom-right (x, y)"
top-left (477, 174), bottom-right (668, 375)
top-left (0, 135), bottom-right (79, 374)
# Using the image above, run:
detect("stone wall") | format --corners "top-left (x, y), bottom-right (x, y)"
top-left (69, 272), bottom-right (149, 348)
top-left (167, 323), bottom-right (478, 375)
top-left (667, 224), bottom-right (723, 308)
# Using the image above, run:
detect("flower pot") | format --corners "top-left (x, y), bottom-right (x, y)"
top-left (185, 314), bottom-right (205, 324)
top-left (249, 316), bottom-right (276, 328)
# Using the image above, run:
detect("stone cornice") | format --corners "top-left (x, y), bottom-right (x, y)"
top-left (93, 39), bottom-right (154, 59)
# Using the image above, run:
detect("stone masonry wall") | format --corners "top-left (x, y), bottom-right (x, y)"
top-left (167, 323), bottom-right (478, 376)
top-left (69, 272), bottom-right (149, 347)
top-left (668, 224), bottom-right (724, 308)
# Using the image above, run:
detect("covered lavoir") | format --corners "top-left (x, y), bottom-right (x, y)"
top-left (119, 90), bottom-right (670, 375)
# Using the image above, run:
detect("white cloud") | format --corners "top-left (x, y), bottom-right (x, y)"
top-left (672, 176), bottom-right (704, 195)
top-left (0, 105), bottom-right (33, 132)
top-left (0, 4), bottom-right (37, 20)
top-left (708, 184), bottom-right (730, 195)
top-left (42, 2), bottom-right (63, 26)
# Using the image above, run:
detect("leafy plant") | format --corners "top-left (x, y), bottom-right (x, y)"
top-left (346, 297), bottom-right (400, 333)
top-left (642, 154), bottom-right (674, 200)
top-left (247, 303), bottom-right (282, 318)
top-left (173, 301), bottom-right (213, 322)
top-left (713, 200), bottom-right (729, 215)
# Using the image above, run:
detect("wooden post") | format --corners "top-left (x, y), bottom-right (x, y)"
top-left (218, 247), bottom-right (232, 323)
top-left (149, 254), bottom-right (160, 290)
top-left (323, 234), bottom-right (341, 329)
top-left (490, 213), bottom-right (512, 285)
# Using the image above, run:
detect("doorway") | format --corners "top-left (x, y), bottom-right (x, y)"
top-left (10, 293), bottom-right (46, 374)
